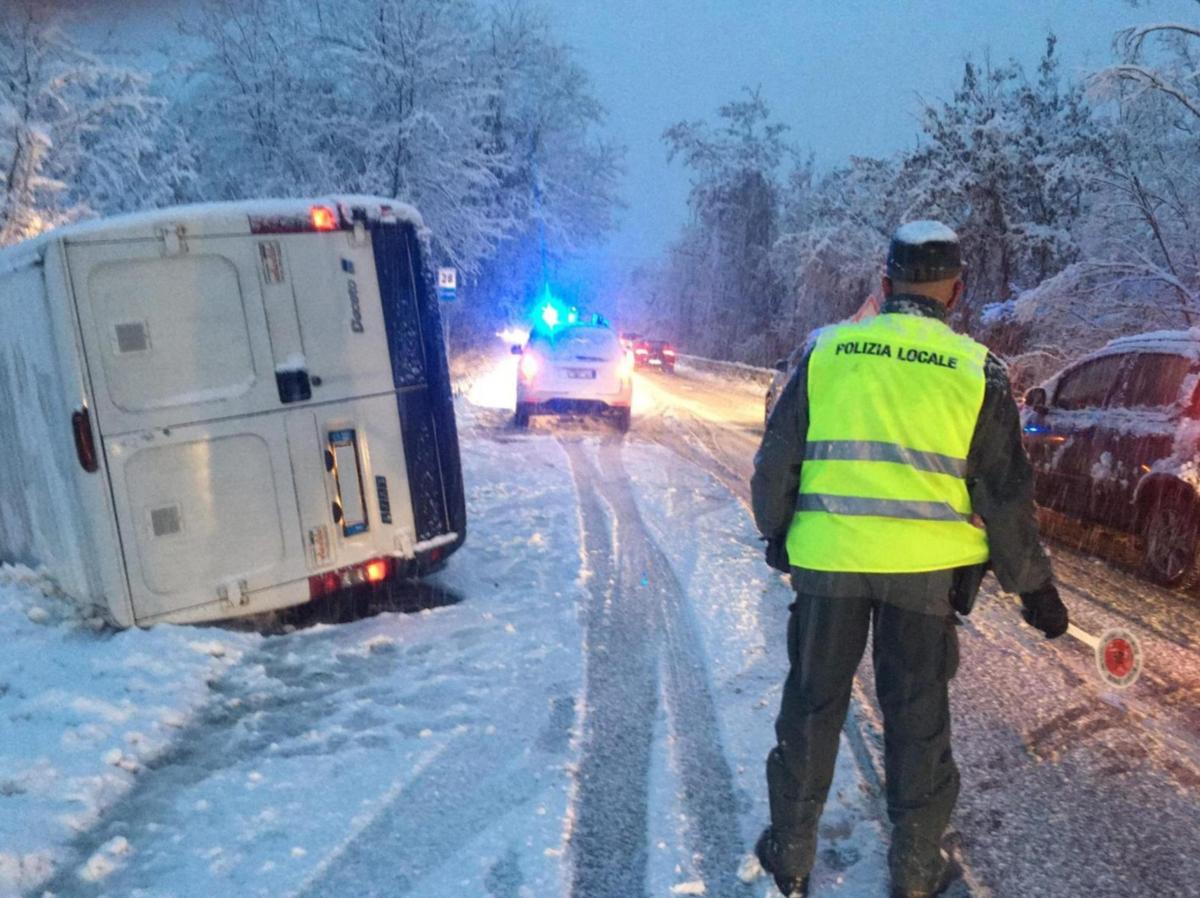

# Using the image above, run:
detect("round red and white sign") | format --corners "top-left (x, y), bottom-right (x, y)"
top-left (1095, 628), bottom-right (1143, 689)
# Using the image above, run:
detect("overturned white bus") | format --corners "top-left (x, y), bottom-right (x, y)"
top-left (0, 197), bottom-right (465, 626)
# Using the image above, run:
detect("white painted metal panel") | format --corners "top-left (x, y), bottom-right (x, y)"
top-left (66, 237), bottom-right (278, 435)
top-left (279, 233), bottom-right (395, 401)
top-left (105, 418), bottom-right (305, 622)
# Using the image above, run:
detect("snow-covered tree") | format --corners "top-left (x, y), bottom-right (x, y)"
top-left (1088, 20), bottom-right (1200, 322)
top-left (0, 6), bottom-right (187, 245)
top-left (182, 0), bottom-right (619, 311)
top-left (905, 37), bottom-right (1106, 312)
top-left (661, 89), bottom-right (792, 363)
top-left (468, 0), bottom-right (622, 335)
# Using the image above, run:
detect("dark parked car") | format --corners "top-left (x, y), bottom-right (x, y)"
top-left (1021, 330), bottom-right (1200, 587)
top-left (633, 339), bottom-right (677, 373)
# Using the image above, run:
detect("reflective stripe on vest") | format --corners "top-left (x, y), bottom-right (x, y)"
top-left (804, 440), bottom-right (968, 478)
top-left (786, 312), bottom-right (991, 573)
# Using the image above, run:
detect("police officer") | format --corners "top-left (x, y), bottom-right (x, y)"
top-left (750, 221), bottom-right (1069, 898)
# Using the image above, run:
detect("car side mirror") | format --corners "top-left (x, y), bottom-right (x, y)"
top-left (1024, 387), bottom-right (1048, 413)
top-left (511, 345), bottom-right (523, 356)
top-left (773, 358), bottom-right (788, 373)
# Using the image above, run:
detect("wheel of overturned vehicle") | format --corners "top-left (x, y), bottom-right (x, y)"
top-left (1141, 490), bottom-right (1200, 589)
top-left (514, 404), bottom-right (531, 429)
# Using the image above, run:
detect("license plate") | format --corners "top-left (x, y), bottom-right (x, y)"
top-left (566, 369), bottom-right (596, 380)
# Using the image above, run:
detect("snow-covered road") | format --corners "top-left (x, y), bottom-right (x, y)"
top-left (3, 356), bottom-right (1197, 898)
top-left (630, 362), bottom-right (1200, 898)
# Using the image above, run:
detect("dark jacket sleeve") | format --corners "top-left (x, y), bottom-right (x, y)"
top-left (966, 355), bottom-right (1054, 595)
top-left (751, 354), bottom-right (810, 538)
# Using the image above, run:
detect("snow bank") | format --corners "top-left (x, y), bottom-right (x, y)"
top-left (0, 565), bottom-right (258, 898)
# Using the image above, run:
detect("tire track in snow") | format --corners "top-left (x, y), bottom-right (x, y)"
top-left (594, 438), bottom-right (752, 897)
top-left (564, 438), bottom-right (751, 898)
top-left (563, 439), bottom-right (659, 898)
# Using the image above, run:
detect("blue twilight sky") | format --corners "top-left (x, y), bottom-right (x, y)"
top-left (547, 0), bottom-right (1198, 268)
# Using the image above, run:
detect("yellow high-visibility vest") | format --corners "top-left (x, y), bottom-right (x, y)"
top-left (786, 311), bottom-right (991, 572)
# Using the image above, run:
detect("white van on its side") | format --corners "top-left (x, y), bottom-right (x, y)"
top-left (0, 197), bottom-right (465, 627)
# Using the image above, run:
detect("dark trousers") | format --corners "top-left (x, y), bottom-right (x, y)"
top-left (766, 593), bottom-right (960, 892)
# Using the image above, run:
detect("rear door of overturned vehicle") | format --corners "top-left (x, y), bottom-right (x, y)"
top-left (66, 205), bottom-right (464, 625)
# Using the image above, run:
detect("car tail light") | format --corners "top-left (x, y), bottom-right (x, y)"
top-left (520, 352), bottom-right (541, 381)
top-left (619, 350), bottom-right (635, 378)
top-left (308, 557), bottom-right (391, 598)
top-left (635, 347), bottom-right (649, 355)
top-left (72, 408), bottom-right (99, 473)
top-left (663, 348), bottom-right (676, 357)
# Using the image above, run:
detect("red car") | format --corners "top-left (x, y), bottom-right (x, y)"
top-left (633, 339), bottom-right (677, 373)
top-left (1022, 330), bottom-right (1200, 587)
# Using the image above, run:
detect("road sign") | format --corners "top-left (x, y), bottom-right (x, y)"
top-left (437, 267), bottom-right (457, 302)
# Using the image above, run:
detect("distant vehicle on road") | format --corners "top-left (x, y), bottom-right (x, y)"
top-left (1022, 330), bottom-right (1200, 587)
top-left (633, 339), bottom-right (677, 373)
top-left (619, 331), bottom-right (642, 351)
top-left (515, 323), bottom-right (634, 431)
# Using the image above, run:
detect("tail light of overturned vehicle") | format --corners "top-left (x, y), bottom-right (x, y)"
top-left (309, 557), bottom-right (392, 599)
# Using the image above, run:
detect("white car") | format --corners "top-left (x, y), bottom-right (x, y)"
top-left (514, 324), bottom-right (634, 431)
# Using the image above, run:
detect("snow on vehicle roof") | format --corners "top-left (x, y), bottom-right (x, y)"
top-left (0, 195), bottom-right (424, 264)
top-left (1037, 327), bottom-right (1200, 393)
top-left (893, 220), bottom-right (958, 245)
top-left (1099, 328), bottom-right (1200, 360)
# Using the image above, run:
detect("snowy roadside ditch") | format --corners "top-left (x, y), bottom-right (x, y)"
top-left (1, 420), bottom-right (587, 898)
top-left (0, 565), bottom-right (258, 897)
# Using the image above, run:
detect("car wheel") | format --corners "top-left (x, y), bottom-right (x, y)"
top-left (615, 408), bottom-right (631, 433)
top-left (1141, 489), bottom-right (1200, 588)
top-left (514, 405), bottom-right (531, 429)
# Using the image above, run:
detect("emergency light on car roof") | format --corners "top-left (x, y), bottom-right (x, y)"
top-left (531, 285), bottom-right (574, 335)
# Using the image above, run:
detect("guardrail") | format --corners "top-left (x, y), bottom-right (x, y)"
top-left (676, 353), bottom-right (776, 388)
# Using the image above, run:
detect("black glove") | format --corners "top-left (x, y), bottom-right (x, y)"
top-left (764, 537), bottom-right (790, 573)
top-left (1020, 583), bottom-right (1069, 639)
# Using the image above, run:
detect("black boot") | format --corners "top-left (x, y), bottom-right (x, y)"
top-left (890, 855), bottom-right (963, 898)
top-left (755, 828), bottom-right (811, 897)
